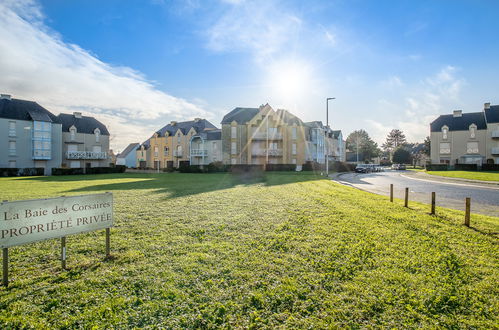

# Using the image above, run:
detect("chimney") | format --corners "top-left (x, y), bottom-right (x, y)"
top-left (484, 102), bottom-right (491, 110)
top-left (170, 121), bottom-right (177, 126)
top-left (194, 118), bottom-right (201, 122)
top-left (73, 112), bottom-right (82, 119)
top-left (453, 110), bottom-right (462, 118)
top-left (0, 94), bottom-right (11, 100)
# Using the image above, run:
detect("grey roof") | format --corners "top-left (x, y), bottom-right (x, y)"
top-left (0, 98), bottom-right (58, 123)
top-left (57, 113), bottom-right (110, 135)
top-left (305, 121), bottom-right (324, 129)
top-left (221, 107), bottom-right (259, 124)
top-left (484, 105), bottom-right (499, 123)
top-left (430, 112), bottom-right (487, 132)
top-left (331, 130), bottom-right (342, 139)
top-left (117, 143), bottom-right (140, 158)
top-left (138, 139), bottom-right (150, 150)
top-left (275, 109), bottom-right (303, 125)
top-left (192, 129), bottom-right (221, 141)
top-left (156, 119), bottom-right (217, 137)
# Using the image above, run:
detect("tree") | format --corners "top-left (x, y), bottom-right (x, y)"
top-left (423, 136), bottom-right (431, 156)
top-left (382, 129), bottom-right (407, 153)
top-left (346, 129), bottom-right (381, 162)
top-left (392, 147), bottom-right (412, 164)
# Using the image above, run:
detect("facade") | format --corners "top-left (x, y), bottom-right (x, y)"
top-left (305, 121), bottom-right (326, 164)
top-left (57, 112), bottom-right (111, 168)
top-left (189, 130), bottom-right (222, 165)
top-left (430, 103), bottom-right (499, 165)
top-left (330, 130), bottom-right (346, 162)
top-left (221, 104), bottom-right (308, 165)
top-left (138, 118), bottom-right (218, 169)
top-left (0, 94), bottom-right (62, 175)
top-left (117, 143), bottom-right (140, 167)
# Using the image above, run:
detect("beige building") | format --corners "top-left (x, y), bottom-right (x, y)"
top-left (137, 118), bottom-right (218, 169)
top-left (58, 112), bottom-right (110, 168)
top-left (430, 103), bottom-right (499, 165)
top-left (189, 130), bottom-right (222, 165)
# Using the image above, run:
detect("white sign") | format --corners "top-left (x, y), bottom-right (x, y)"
top-left (0, 193), bottom-right (113, 248)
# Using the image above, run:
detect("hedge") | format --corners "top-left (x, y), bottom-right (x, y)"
top-left (481, 164), bottom-right (499, 171)
top-left (455, 164), bottom-right (477, 171)
top-left (52, 168), bottom-right (85, 175)
top-left (265, 164), bottom-right (296, 171)
top-left (52, 166), bottom-right (126, 176)
top-left (0, 168), bottom-right (45, 177)
top-left (425, 164), bottom-right (449, 171)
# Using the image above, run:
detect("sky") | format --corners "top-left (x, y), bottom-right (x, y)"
top-left (1, 0), bottom-right (499, 152)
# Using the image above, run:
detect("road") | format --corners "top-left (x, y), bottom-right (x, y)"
top-left (334, 170), bottom-right (499, 217)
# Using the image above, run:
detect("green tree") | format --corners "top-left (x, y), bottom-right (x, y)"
top-left (423, 136), bottom-right (431, 156)
top-left (382, 129), bottom-right (407, 154)
top-left (346, 129), bottom-right (381, 162)
top-left (392, 147), bottom-right (412, 164)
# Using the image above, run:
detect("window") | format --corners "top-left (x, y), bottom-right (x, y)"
top-left (8, 121), bottom-right (15, 137)
top-left (9, 160), bottom-right (16, 168)
top-left (440, 142), bottom-right (450, 154)
top-left (32, 121), bottom-right (52, 159)
top-left (94, 128), bottom-right (100, 142)
top-left (212, 142), bottom-right (217, 151)
top-left (269, 142), bottom-right (278, 150)
top-left (231, 158), bottom-right (237, 164)
top-left (177, 134), bottom-right (181, 143)
top-left (442, 126), bottom-right (448, 140)
top-left (70, 126), bottom-right (76, 141)
top-left (292, 143), bottom-right (297, 155)
top-left (9, 141), bottom-right (16, 156)
top-left (164, 147), bottom-right (169, 156)
top-left (469, 124), bottom-right (476, 139)
top-left (292, 127), bottom-right (297, 140)
top-left (231, 142), bottom-right (237, 154)
top-left (268, 127), bottom-right (278, 135)
top-left (292, 158), bottom-right (297, 164)
top-left (154, 146), bottom-right (159, 157)
top-left (466, 142), bottom-right (479, 154)
top-left (231, 126), bottom-right (237, 139)
top-left (176, 145), bottom-right (182, 156)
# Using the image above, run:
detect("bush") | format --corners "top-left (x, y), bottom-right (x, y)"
top-left (207, 161), bottom-right (229, 173)
top-left (481, 164), bottom-right (499, 171)
top-left (265, 164), bottom-right (296, 171)
top-left (425, 164), bottom-right (449, 171)
top-left (455, 164), bottom-right (477, 171)
top-left (52, 166), bottom-right (125, 175)
top-left (20, 168), bottom-right (45, 176)
top-left (302, 161), bottom-right (325, 171)
top-left (229, 164), bottom-right (264, 174)
top-left (330, 161), bottom-right (356, 172)
top-left (52, 168), bottom-right (84, 175)
top-left (0, 168), bottom-right (19, 177)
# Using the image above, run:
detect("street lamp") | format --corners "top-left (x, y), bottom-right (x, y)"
top-left (326, 97), bottom-right (335, 176)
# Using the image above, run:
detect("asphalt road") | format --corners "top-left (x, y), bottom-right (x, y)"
top-left (334, 170), bottom-right (499, 217)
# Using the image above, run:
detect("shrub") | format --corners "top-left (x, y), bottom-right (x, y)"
top-left (207, 161), bottom-right (229, 173)
top-left (52, 168), bottom-right (85, 175)
top-left (302, 161), bottom-right (325, 171)
top-left (481, 164), bottom-right (499, 171)
top-left (20, 168), bottom-right (45, 176)
top-left (330, 161), bottom-right (356, 172)
top-left (229, 164), bottom-right (264, 174)
top-left (425, 164), bottom-right (449, 171)
top-left (455, 164), bottom-right (477, 171)
top-left (265, 164), bottom-right (296, 171)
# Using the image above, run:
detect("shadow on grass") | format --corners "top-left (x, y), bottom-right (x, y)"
top-left (16, 172), bottom-right (325, 200)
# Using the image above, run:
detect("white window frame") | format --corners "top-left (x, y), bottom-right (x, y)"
top-left (8, 121), bottom-right (16, 137)
top-left (154, 146), bottom-right (159, 157)
top-left (292, 143), bottom-right (297, 155)
top-left (466, 141), bottom-right (479, 154)
top-left (9, 141), bottom-right (16, 156)
top-left (469, 124), bottom-right (476, 139)
top-left (231, 126), bottom-right (237, 139)
top-left (442, 126), bottom-right (449, 140)
top-left (292, 127), bottom-right (297, 140)
top-left (440, 142), bottom-right (450, 154)
top-left (231, 142), bottom-right (237, 155)
top-left (94, 128), bottom-right (101, 143)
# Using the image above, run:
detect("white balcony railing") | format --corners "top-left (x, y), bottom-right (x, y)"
top-left (466, 148), bottom-right (479, 154)
top-left (66, 151), bottom-right (107, 160)
top-left (492, 131), bottom-right (499, 138)
top-left (190, 149), bottom-right (208, 156)
top-left (491, 147), bottom-right (499, 155)
top-left (440, 148), bottom-right (451, 154)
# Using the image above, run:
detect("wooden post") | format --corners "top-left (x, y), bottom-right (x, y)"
top-left (105, 228), bottom-right (110, 258)
top-left (465, 197), bottom-right (471, 227)
top-left (431, 192), bottom-right (436, 215)
top-left (390, 184), bottom-right (393, 202)
top-left (61, 237), bottom-right (66, 270)
top-left (404, 187), bottom-right (409, 207)
top-left (2, 248), bottom-right (7, 287)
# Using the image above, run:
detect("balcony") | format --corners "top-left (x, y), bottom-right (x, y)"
top-left (252, 149), bottom-right (283, 156)
top-left (492, 130), bottom-right (499, 138)
top-left (251, 132), bottom-right (283, 140)
top-left (491, 147), bottom-right (499, 155)
top-left (190, 149), bottom-right (208, 156)
top-left (174, 150), bottom-right (183, 157)
top-left (66, 151), bottom-right (107, 160)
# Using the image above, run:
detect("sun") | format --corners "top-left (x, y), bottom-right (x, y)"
top-left (267, 59), bottom-right (312, 103)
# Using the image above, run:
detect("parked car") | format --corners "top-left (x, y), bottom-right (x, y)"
top-left (391, 164), bottom-right (406, 170)
top-left (355, 164), bottom-right (371, 173)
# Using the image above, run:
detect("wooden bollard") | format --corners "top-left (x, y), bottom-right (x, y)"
top-left (61, 237), bottom-right (67, 270)
top-left (390, 184), bottom-right (393, 202)
top-left (465, 197), bottom-right (471, 227)
top-left (2, 248), bottom-right (7, 287)
top-left (431, 192), bottom-right (436, 215)
top-left (404, 187), bottom-right (409, 207)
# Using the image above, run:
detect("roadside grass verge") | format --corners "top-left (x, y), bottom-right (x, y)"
top-left (0, 172), bottom-right (497, 328)
top-left (423, 170), bottom-right (499, 182)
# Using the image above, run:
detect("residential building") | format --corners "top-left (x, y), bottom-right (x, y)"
top-left (138, 118), bottom-right (218, 169)
top-left (330, 130), bottom-right (346, 162)
top-left (189, 129), bottom-right (222, 165)
top-left (430, 103), bottom-right (499, 165)
top-left (116, 143), bottom-right (140, 168)
top-left (221, 104), bottom-right (308, 165)
top-left (305, 121), bottom-right (326, 164)
top-left (0, 94), bottom-right (62, 175)
top-left (57, 112), bottom-right (110, 169)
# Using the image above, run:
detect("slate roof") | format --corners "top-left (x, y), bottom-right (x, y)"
top-left (156, 119), bottom-right (217, 137)
top-left (331, 130), bottom-right (342, 139)
top-left (221, 107), bottom-right (259, 124)
top-left (275, 109), bottom-right (303, 125)
top-left (484, 105), bottom-right (499, 123)
top-left (57, 113), bottom-right (110, 135)
top-left (117, 143), bottom-right (140, 158)
top-left (193, 129), bottom-right (222, 141)
top-left (430, 112), bottom-right (487, 132)
top-left (0, 98), bottom-right (58, 123)
top-left (305, 121), bottom-right (324, 129)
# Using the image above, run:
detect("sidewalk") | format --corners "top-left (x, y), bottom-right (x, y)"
top-left (405, 170), bottom-right (499, 187)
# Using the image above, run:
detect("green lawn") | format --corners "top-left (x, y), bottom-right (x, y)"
top-left (0, 172), bottom-right (498, 328)
top-left (425, 170), bottom-right (499, 182)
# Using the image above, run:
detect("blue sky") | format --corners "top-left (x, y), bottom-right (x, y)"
top-left (1, 0), bottom-right (499, 151)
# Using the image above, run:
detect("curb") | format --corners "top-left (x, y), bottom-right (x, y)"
top-left (411, 171), bottom-right (499, 186)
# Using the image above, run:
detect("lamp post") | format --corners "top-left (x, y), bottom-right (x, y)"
top-left (326, 97), bottom-right (335, 176)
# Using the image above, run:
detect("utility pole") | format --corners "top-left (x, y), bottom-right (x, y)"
top-left (326, 97), bottom-right (335, 176)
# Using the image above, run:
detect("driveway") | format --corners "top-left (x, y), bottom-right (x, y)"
top-left (334, 170), bottom-right (499, 217)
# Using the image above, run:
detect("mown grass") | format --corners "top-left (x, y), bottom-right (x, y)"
top-left (0, 172), bottom-right (498, 328)
top-left (424, 170), bottom-right (499, 182)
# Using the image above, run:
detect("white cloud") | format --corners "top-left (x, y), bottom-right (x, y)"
top-left (0, 0), bottom-right (209, 152)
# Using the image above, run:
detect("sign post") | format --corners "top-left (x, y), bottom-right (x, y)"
top-left (1, 192), bottom-right (113, 285)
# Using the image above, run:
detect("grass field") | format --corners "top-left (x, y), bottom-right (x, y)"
top-left (424, 170), bottom-right (499, 182)
top-left (0, 172), bottom-right (498, 328)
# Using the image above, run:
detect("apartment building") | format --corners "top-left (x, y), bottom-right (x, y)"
top-left (0, 94), bottom-right (62, 175)
top-left (117, 143), bottom-right (140, 168)
top-left (221, 104), bottom-right (308, 165)
top-left (58, 112), bottom-right (110, 168)
top-left (138, 118), bottom-right (218, 169)
top-left (189, 129), bottom-right (222, 165)
top-left (330, 130), bottom-right (346, 162)
top-left (430, 103), bottom-right (499, 165)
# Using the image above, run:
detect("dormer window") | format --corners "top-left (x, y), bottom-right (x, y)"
top-left (69, 125), bottom-right (77, 141)
top-left (94, 128), bottom-right (101, 142)
top-left (441, 126), bottom-right (449, 140)
top-left (469, 124), bottom-right (476, 139)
